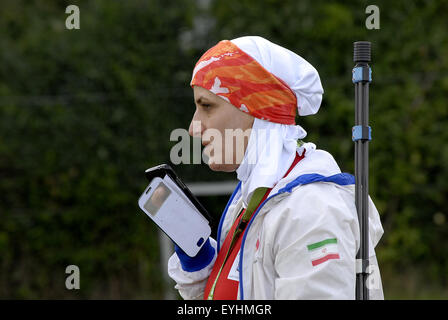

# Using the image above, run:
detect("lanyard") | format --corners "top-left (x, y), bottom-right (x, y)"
top-left (207, 187), bottom-right (269, 300)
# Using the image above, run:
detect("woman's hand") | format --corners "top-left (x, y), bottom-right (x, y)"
top-left (174, 238), bottom-right (216, 272)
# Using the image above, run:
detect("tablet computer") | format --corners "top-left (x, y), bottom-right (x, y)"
top-left (138, 164), bottom-right (212, 257)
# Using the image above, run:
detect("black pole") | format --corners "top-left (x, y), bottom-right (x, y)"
top-left (352, 41), bottom-right (372, 300)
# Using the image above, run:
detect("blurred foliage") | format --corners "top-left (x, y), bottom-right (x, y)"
top-left (0, 0), bottom-right (447, 298)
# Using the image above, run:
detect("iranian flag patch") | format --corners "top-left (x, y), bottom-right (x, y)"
top-left (307, 238), bottom-right (340, 266)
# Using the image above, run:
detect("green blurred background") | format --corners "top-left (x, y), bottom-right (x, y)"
top-left (1, 0), bottom-right (447, 299)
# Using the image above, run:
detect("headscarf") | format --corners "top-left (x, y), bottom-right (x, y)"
top-left (190, 36), bottom-right (323, 205)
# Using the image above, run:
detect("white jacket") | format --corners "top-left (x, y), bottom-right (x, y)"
top-left (168, 146), bottom-right (384, 299)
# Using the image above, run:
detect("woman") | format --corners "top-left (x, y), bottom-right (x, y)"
top-left (168, 36), bottom-right (384, 300)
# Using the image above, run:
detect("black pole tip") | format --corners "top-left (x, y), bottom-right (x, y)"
top-left (354, 41), bottom-right (371, 63)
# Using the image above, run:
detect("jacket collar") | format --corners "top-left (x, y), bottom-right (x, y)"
top-left (268, 146), bottom-right (343, 198)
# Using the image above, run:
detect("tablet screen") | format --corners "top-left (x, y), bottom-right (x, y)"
top-left (144, 181), bottom-right (171, 216)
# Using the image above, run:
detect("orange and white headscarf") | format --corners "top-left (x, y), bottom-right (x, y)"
top-left (190, 36), bottom-right (323, 125)
top-left (191, 36), bottom-right (323, 206)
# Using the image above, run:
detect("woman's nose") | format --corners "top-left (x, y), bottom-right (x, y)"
top-left (188, 111), bottom-right (205, 138)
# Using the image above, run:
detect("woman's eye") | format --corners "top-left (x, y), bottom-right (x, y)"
top-left (202, 104), bottom-right (211, 109)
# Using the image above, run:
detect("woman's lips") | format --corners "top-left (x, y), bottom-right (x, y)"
top-left (203, 142), bottom-right (218, 164)
top-left (203, 143), bottom-right (212, 155)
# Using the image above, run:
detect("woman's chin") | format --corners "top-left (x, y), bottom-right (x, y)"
top-left (208, 160), bottom-right (237, 172)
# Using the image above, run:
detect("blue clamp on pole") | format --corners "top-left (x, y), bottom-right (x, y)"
top-left (352, 125), bottom-right (372, 141)
top-left (352, 66), bottom-right (372, 83)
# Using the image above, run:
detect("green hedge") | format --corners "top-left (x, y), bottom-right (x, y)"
top-left (1, 0), bottom-right (447, 298)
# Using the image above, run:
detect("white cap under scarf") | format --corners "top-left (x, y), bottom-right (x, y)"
top-left (231, 36), bottom-right (323, 207)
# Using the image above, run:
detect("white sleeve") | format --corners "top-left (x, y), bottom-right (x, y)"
top-left (271, 183), bottom-right (359, 299)
top-left (167, 238), bottom-right (217, 300)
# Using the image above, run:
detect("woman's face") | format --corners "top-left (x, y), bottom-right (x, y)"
top-left (189, 85), bottom-right (254, 172)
